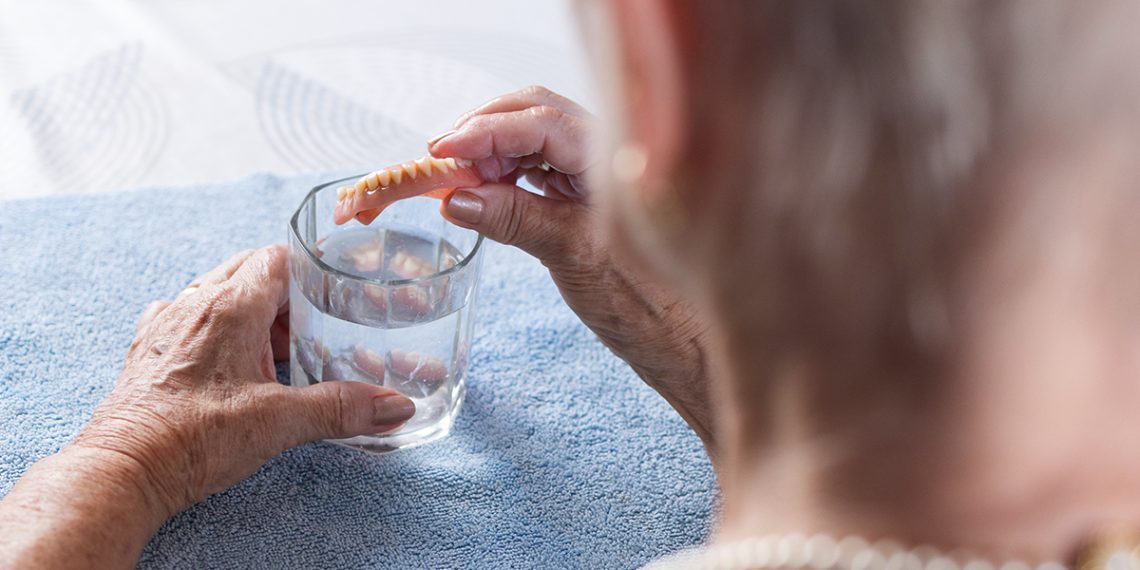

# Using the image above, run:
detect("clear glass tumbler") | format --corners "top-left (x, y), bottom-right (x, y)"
top-left (288, 175), bottom-right (483, 452)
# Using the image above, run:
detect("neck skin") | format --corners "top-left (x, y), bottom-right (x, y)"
top-left (709, 133), bottom-right (1140, 563)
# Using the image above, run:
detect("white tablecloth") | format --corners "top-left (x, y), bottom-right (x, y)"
top-left (0, 0), bottom-right (592, 199)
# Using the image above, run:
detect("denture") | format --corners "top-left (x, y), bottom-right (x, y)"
top-left (334, 156), bottom-right (481, 225)
top-left (362, 283), bottom-right (389, 312)
top-left (353, 345), bottom-right (387, 382)
top-left (388, 349), bottom-right (449, 385)
top-left (389, 251), bottom-right (437, 280)
top-left (362, 281), bottom-right (433, 319)
top-left (295, 337), bottom-right (334, 383)
top-left (391, 285), bottom-right (432, 319)
top-left (345, 240), bottom-right (383, 273)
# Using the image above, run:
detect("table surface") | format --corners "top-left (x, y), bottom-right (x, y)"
top-left (0, 0), bottom-right (593, 200)
top-left (0, 174), bottom-right (717, 569)
top-left (0, 6), bottom-right (719, 568)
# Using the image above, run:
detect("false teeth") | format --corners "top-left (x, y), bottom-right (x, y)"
top-left (353, 345), bottom-right (387, 381)
top-left (390, 251), bottom-right (436, 279)
top-left (335, 156), bottom-right (478, 204)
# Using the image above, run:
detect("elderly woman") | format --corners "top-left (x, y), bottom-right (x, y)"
top-left (4, 1), bottom-right (1140, 567)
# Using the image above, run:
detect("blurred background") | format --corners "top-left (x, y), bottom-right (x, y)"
top-left (0, 0), bottom-right (593, 199)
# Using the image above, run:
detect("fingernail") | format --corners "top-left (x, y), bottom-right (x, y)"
top-left (427, 129), bottom-right (456, 148)
top-left (372, 395), bottom-right (415, 426)
top-left (446, 191), bottom-right (484, 225)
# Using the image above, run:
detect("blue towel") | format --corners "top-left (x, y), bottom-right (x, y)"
top-left (0, 173), bottom-right (716, 569)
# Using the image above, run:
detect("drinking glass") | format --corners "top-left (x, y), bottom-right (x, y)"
top-left (288, 175), bottom-right (483, 452)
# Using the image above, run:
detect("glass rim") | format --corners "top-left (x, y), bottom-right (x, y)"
top-left (289, 174), bottom-right (485, 287)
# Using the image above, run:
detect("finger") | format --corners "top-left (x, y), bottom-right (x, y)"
top-left (449, 85), bottom-right (591, 130)
top-left (542, 171), bottom-right (582, 200)
top-left (221, 244), bottom-right (291, 331)
top-left (270, 309), bottom-right (290, 361)
top-left (135, 300), bottom-right (171, 335)
top-left (189, 249), bottom-right (258, 290)
top-left (429, 106), bottom-right (593, 176)
top-left (127, 300), bottom-right (171, 361)
top-left (523, 167), bottom-right (585, 199)
top-left (260, 382), bottom-right (416, 446)
top-left (523, 169), bottom-right (573, 201)
top-left (518, 154), bottom-right (548, 170)
top-left (441, 183), bottom-right (584, 261)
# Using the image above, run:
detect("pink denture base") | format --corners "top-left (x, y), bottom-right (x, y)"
top-left (333, 158), bottom-right (482, 225)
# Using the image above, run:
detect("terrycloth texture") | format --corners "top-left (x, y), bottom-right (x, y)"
top-left (0, 173), bottom-right (717, 569)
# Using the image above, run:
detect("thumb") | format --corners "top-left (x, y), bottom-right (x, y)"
top-left (441, 183), bottom-right (583, 261)
top-left (267, 381), bottom-right (416, 445)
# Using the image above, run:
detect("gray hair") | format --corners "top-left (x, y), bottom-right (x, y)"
top-left (662, 0), bottom-right (1140, 408)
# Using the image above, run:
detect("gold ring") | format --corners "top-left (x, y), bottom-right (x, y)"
top-left (179, 284), bottom-right (200, 297)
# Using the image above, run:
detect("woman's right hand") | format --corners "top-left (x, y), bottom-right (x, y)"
top-left (429, 86), bottom-right (717, 453)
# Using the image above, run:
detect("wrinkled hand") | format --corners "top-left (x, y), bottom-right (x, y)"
top-left (72, 245), bottom-right (415, 515)
top-left (430, 86), bottom-right (716, 451)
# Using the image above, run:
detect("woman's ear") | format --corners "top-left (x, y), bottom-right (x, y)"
top-left (609, 0), bottom-right (687, 203)
top-left (581, 0), bottom-right (696, 285)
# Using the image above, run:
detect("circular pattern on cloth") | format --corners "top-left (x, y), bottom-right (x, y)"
top-left (0, 43), bottom-right (169, 195)
top-left (231, 30), bottom-right (569, 172)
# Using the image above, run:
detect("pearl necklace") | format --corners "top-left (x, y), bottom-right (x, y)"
top-left (640, 534), bottom-right (1140, 570)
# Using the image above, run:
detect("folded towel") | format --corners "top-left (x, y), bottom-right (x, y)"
top-left (0, 173), bottom-right (716, 569)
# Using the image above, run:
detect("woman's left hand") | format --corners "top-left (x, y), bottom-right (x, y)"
top-left (0, 245), bottom-right (416, 568)
top-left (73, 244), bottom-right (416, 515)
